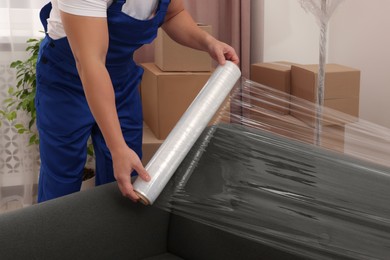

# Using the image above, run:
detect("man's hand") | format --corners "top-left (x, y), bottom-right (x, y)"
top-left (162, 0), bottom-right (240, 66)
top-left (112, 146), bottom-right (151, 202)
top-left (205, 36), bottom-right (239, 65)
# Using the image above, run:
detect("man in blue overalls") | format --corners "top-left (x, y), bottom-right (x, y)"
top-left (36, 0), bottom-right (239, 202)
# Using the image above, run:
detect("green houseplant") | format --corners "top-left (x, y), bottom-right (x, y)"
top-left (0, 38), bottom-right (40, 144)
top-left (0, 38), bottom-right (95, 182)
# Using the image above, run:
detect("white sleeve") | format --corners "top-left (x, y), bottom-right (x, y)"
top-left (58, 0), bottom-right (109, 18)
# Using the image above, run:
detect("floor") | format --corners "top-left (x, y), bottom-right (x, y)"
top-left (0, 178), bottom-right (95, 214)
top-left (0, 199), bottom-right (25, 213)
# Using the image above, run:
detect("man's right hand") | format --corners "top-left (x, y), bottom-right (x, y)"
top-left (112, 146), bottom-right (151, 202)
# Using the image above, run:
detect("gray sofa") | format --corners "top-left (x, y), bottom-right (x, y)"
top-left (0, 182), bottom-right (303, 260)
top-left (2, 123), bottom-right (389, 259)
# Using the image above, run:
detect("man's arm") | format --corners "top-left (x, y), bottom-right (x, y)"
top-left (162, 0), bottom-right (239, 65)
top-left (60, 12), bottom-right (150, 201)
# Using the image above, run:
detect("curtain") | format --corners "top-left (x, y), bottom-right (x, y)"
top-left (0, 0), bottom-right (48, 213)
top-left (135, 0), bottom-right (251, 78)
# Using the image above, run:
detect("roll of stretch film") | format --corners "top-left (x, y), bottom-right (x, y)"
top-left (133, 61), bottom-right (241, 205)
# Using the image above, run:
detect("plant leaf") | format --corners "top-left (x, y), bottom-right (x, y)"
top-left (6, 111), bottom-right (17, 121)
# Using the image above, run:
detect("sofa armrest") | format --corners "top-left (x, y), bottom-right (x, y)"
top-left (0, 182), bottom-right (170, 260)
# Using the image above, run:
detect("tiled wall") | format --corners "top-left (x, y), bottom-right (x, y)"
top-left (0, 60), bottom-right (40, 213)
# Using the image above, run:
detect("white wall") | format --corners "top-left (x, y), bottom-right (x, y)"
top-left (259, 0), bottom-right (390, 128)
top-left (262, 0), bottom-right (320, 64)
top-left (328, 0), bottom-right (390, 128)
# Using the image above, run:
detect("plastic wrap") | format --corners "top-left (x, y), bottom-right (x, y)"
top-left (152, 78), bottom-right (390, 259)
top-left (133, 61), bottom-right (241, 205)
top-left (299, 0), bottom-right (344, 26)
top-left (299, 0), bottom-right (344, 144)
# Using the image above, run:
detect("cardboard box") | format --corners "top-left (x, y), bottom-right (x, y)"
top-left (141, 63), bottom-right (212, 139)
top-left (142, 123), bottom-right (164, 165)
top-left (291, 64), bottom-right (360, 100)
top-left (290, 64), bottom-right (360, 126)
top-left (247, 113), bottom-right (345, 152)
top-left (251, 62), bottom-right (295, 93)
top-left (249, 62), bottom-right (296, 114)
top-left (290, 96), bottom-right (360, 127)
top-left (211, 97), bottom-right (232, 127)
top-left (155, 25), bottom-right (212, 72)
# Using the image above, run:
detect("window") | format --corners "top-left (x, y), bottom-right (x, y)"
top-left (0, 0), bottom-right (48, 51)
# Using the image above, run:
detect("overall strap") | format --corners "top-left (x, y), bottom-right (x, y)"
top-left (158, 0), bottom-right (171, 13)
top-left (109, 0), bottom-right (126, 11)
top-left (156, 0), bottom-right (170, 27)
top-left (39, 2), bottom-right (52, 33)
top-left (160, 0), bottom-right (171, 4)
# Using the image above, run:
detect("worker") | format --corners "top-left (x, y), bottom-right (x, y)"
top-left (36, 0), bottom-right (239, 202)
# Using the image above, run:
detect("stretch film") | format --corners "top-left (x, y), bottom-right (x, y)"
top-left (299, 0), bottom-right (344, 144)
top-left (133, 61), bottom-right (241, 205)
top-left (154, 79), bottom-right (390, 259)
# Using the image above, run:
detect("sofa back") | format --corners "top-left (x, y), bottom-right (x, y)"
top-left (0, 183), bottom-right (171, 260)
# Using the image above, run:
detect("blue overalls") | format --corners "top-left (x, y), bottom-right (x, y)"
top-left (36, 0), bottom-right (170, 202)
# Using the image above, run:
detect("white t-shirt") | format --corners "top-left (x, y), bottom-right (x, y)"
top-left (47, 0), bottom-right (159, 39)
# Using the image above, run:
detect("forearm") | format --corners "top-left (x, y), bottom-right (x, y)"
top-left (77, 59), bottom-right (126, 155)
top-left (162, 0), bottom-right (239, 65)
top-left (60, 12), bottom-right (126, 155)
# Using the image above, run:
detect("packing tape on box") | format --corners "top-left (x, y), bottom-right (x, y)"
top-left (133, 61), bottom-right (241, 205)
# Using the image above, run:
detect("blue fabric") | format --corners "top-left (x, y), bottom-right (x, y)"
top-left (36, 0), bottom-right (170, 202)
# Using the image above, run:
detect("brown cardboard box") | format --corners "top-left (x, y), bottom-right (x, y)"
top-left (247, 113), bottom-right (345, 152)
top-left (251, 62), bottom-right (295, 93)
top-left (250, 62), bottom-right (298, 115)
top-left (291, 64), bottom-right (360, 100)
top-left (155, 25), bottom-right (212, 72)
top-left (291, 64), bottom-right (360, 126)
top-left (142, 123), bottom-right (164, 165)
top-left (290, 97), bottom-right (360, 127)
top-left (141, 63), bottom-right (212, 139)
top-left (208, 97), bottom-right (231, 126)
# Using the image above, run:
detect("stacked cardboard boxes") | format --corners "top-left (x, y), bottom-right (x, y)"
top-left (141, 63), bottom-right (212, 139)
top-left (140, 25), bottom-right (215, 162)
top-left (142, 123), bottom-right (164, 165)
top-left (249, 62), bottom-right (361, 153)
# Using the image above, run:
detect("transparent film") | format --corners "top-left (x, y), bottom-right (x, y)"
top-left (133, 61), bottom-right (241, 204)
top-left (149, 78), bottom-right (390, 260)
